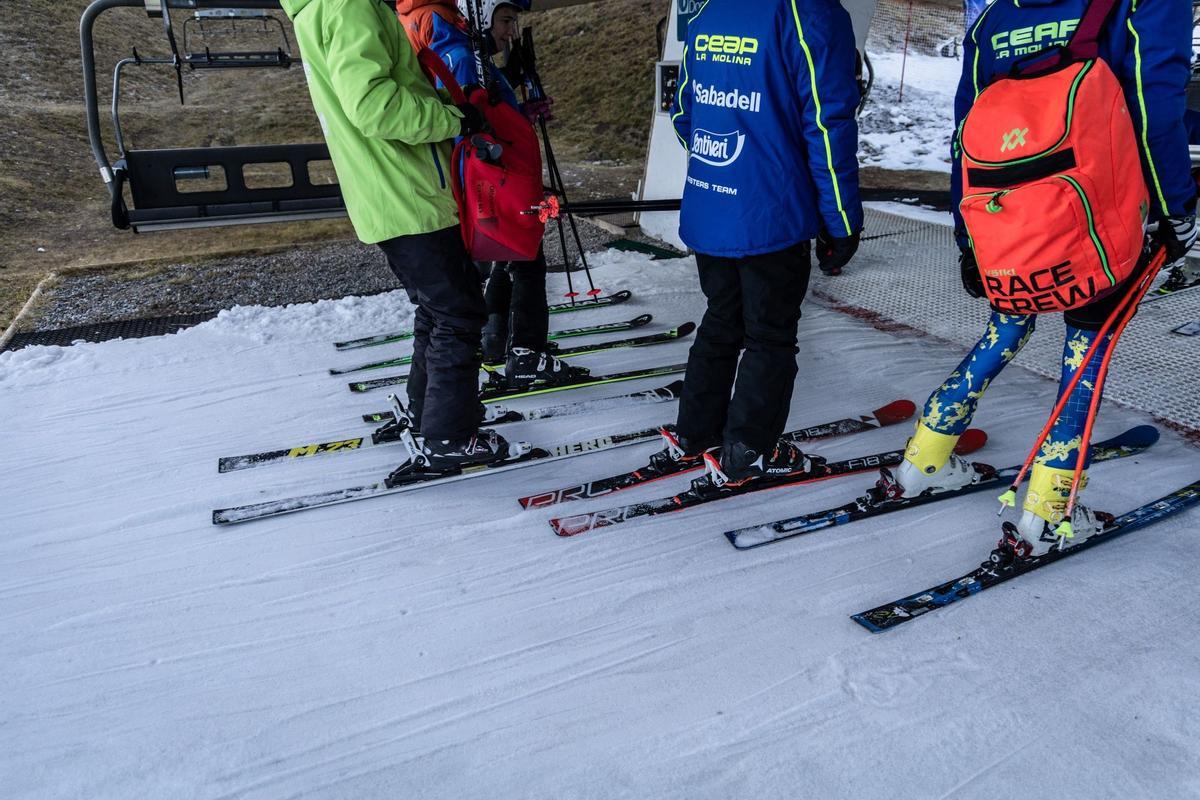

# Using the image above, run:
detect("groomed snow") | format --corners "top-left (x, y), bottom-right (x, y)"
top-left (3, 248), bottom-right (1199, 799)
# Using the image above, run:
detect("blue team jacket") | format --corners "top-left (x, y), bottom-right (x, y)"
top-left (427, 14), bottom-right (521, 111)
top-left (670, 0), bottom-right (863, 258)
top-left (953, 0), bottom-right (1195, 245)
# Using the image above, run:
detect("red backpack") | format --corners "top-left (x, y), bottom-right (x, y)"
top-left (417, 48), bottom-right (550, 262)
top-left (958, 0), bottom-right (1148, 314)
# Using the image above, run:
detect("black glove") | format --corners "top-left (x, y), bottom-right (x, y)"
top-left (1154, 214), bottom-right (1197, 264)
top-left (959, 248), bottom-right (985, 298)
top-left (456, 102), bottom-right (487, 137)
top-left (815, 229), bottom-right (860, 276)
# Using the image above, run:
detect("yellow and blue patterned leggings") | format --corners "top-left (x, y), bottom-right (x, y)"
top-left (919, 312), bottom-right (1112, 469)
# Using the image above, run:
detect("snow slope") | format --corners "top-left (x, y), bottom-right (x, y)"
top-left (859, 51), bottom-right (959, 173)
top-left (3, 249), bottom-right (1199, 799)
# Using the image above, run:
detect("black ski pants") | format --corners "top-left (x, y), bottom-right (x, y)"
top-left (378, 226), bottom-right (486, 441)
top-left (479, 246), bottom-right (550, 361)
top-left (677, 241), bottom-right (812, 455)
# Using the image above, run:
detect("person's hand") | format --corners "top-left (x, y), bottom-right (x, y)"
top-left (522, 96), bottom-right (554, 124)
top-left (1155, 213), bottom-right (1197, 263)
top-left (456, 102), bottom-right (487, 137)
top-left (959, 247), bottom-right (985, 298)
top-left (815, 229), bottom-right (860, 276)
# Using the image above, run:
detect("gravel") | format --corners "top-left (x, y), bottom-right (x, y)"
top-left (24, 217), bottom-right (679, 332)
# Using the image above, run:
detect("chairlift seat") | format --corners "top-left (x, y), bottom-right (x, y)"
top-left (119, 142), bottom-right (345, 232)
top-left (183, 49), bottom-right (291, 68)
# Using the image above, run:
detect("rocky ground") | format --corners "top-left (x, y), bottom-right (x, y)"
top-left (18, 216), bottom-right (675, 332)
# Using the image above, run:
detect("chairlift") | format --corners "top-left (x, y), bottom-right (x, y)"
top-left (81, 0), bottom-right (345, 232)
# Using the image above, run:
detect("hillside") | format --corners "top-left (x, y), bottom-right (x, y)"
top-left (0, 0), bottom-right (665, 330)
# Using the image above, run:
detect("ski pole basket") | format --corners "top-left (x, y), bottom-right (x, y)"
top-left (81, 0), bottom-right (348, 232)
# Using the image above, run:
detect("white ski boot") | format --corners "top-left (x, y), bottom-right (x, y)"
top-left (1009, 463), bottom-right (1105, 558)
top-left (1011, 505), bottom-right (1104, 558)
top-left (878, 424), bottom-right (978, 499)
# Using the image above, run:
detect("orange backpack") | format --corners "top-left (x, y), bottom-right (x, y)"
top-left (958, 0), bottom-right (1148, 314)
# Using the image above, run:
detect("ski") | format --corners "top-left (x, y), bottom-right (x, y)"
top-left (352, 362), bottom-right (688, 402)
top-left (333, 290), bottom-right (635, 350)
top-left (361, 380), bottom-right (684, 425)
top-left (852, 476), bottom-right (1200, 633)
top-left (346, 324), bottom-right (694, 392)
top-left (222, 380), bottom-right (687, 473)
top-left (519, 399), bottom-right (917, 510)
top-left (1141, 259), bottom-right (1200, 304)
top-left (329, 314), bottom-right (654, 373)
top-left (727, 425), bottom-right (1158, 550)
top-left (212, 424), bottom-right (665, 526)
top-left (547, 429), bottom-right (988, 538)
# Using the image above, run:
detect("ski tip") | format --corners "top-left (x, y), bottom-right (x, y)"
top-left (676, 321), bottom-right (698, 338)
top-left (549, 514), bottom-right (590, 537)
top-left (609, 289), bottom-right (633, 302)
top-left (631, 313), bottom-right (654, 327)
top-left (873, 399), bottom-right (918, 426)
top-left (1113, 424), bottom-right (1160, 449)
top-left (955, 428), bottom-right (988, 455)
top-left (211, 510), bottom-right (228, 526)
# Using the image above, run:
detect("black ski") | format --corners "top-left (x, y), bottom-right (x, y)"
top-left (852, 475), bottom-right (1200, 633)
top-left (361, 380), bottom-right (684, 425)
top-left (1141, 260), bottom-right (1200, 304)
top-left (329, 314), bottom-right (654, 373)
top-left (221, 380), bottom-right (685, 473)
top-left (726, 425), bottom-right (1158, 550)
top-left (333, 290), bottom-right (634, 350)
top-left (347, 324), bottom-right (694, 393)
top-left (548, 430), bottom-right (989, 537)
top-left (351, 362), bottom-right (687, 402)
top-left (212, 425), bottom-right (664, 525)
top-left (519, 399), bottom-right (917, 510)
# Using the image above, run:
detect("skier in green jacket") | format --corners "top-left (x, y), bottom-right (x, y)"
top-left (282, 0), bottom-right (520, 469)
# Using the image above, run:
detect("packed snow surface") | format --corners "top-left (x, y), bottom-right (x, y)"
top-left (3, 243), bottom-right (1200, 799)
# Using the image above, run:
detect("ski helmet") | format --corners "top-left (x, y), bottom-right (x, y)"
top-left (457, 0), bottom-right (530, 31)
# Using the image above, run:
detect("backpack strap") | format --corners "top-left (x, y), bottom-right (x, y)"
top-left (1013, 0), bottom-right (1122, 76)
top-left (1065, 0), bottom-right (1121, 61)
top-left (416, 47), bottom-right (468, 105)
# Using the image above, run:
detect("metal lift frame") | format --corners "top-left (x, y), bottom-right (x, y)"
top-left (81, 0), bottom-right (346, 232)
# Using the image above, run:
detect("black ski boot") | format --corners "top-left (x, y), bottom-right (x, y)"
top-left (504, 347), bottom-right (590, 390)
top-left (423, 429), bottom-right (528, 471)
top-left (708, 438), bottom-right (819, 489)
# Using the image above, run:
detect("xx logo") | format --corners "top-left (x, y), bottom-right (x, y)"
top-left (1001, 127), bottom-right (1029, 152)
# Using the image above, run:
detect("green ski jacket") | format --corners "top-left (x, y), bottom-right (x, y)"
top-left (282, 0), bottom-right (464, 243)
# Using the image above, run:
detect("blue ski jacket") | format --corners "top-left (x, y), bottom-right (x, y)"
top-left (953, 0), bottom-right (1196, 247)
top-left (427, 14), bottom-right (521, 111)
top-left (670, 0), bottom-right (863, 258)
